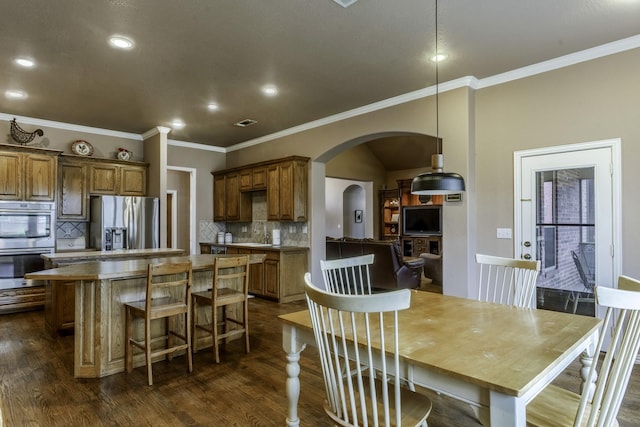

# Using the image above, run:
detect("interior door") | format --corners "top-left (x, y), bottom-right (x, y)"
top-left (515, 143), bottom-right (618, 318)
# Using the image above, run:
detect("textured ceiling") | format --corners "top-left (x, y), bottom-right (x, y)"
top-left (1, 0), bottom-right (639, 153)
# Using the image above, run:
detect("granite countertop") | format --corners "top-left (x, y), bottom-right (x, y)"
top-left (26, 253), bottom-right (266, 281)
top-left (43, 248), bottom-right (186, 261)
top-left (199, 242), bottom-right (308, 251)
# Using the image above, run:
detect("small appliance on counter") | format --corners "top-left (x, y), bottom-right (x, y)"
top-left (89, 196), bottom-right (159, 251)
top-left (272, 229), bottom-right (281, 246)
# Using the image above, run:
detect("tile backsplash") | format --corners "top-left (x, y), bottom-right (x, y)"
top-left (199, 219), bottom-right (309, 247)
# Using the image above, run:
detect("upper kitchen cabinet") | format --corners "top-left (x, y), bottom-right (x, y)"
top-left (268, 158), bottom-right (308, 221)
top-left (57, 155), bottom-right (149, 220)
top-left (57, 160), bottom-right (87, 220)
top-left (213, 156), bottom-right (309, 223)
top-left (212, 171), bottom-right (251, 222)
top-left (87, 159), bottom-right (147, 196)
top-left (0, 144), bottom-right (60, 201)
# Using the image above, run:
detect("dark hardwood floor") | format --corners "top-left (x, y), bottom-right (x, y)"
top-left (0, 296), bottom-right (638, 426)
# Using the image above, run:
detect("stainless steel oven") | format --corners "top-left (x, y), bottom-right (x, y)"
top-left (0, 201), bottom-right (55, 250)
top-left (0, 247), bottom-right (54, 288)
top-left (0, 201), bottom-right (56, 289)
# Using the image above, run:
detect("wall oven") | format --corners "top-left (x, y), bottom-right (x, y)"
top-left (0, 201), bottom-right (56, 288)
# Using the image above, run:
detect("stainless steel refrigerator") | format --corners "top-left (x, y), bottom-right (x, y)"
top-left (89, 196), bottom-right (159, 250)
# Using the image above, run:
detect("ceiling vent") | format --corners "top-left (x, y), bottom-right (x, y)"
top-left (234, 118), bottom-right (258, 127)
top-left (332, 0), bottom-right (357, 7)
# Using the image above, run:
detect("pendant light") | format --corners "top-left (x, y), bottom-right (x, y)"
top-left (411, 0), bottom-right (465, 196)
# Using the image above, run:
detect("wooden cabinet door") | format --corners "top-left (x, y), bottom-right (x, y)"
top-left (266, 165), bottom-right (280, 220)
top-left (57, 162), bottom-right (87, 220)
top-left (239, 169), bottom-right (253, 191)
top-left (120, 165), bottom-right (146, 195)
top-left (252, 167), bottom-right (267, 190)
top-left (89, 164), bottom-right (119, 194)
top-left (248, 249), bottom-right (265, 295)
top-left (278, 161), bottom-right (294, 221)
top-left (213, 174), bottom-right (226, 221)
top-left (225, 173), bottom-right (240, 220)
top-left (24, 154), bottom-right (56, 201)
top-left (264, 251), bottom-right (280, 298)
top-left (0, 152), bottom-right (22, 200)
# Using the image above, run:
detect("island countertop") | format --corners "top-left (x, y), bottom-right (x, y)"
top-left (26, 253), bottom-right (267, 282)
top-left (42, 248), bottom-right (186, 263)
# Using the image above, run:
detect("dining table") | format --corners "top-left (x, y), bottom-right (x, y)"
top-left (279, 289), bottom-right (602, 427)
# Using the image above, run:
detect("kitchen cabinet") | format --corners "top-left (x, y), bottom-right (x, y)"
top-left (239, 166), bottom-right (267, 191)
top-left (213, 156), bottom-right (309, 223)
top-left (267, 157), bottom-right (308, 221)
top-left (88, 161), bottom-right (147, 196)
top-left (212, 172), bottom-right (251, 222)
top-left (0, 145), bottom-right (60, 201)
top-left (58, 160), bottom-right (88, 220)
top-left (225, 245), bottom-right (308, 303)
top-left (57, 155), bottom-right (149, 220)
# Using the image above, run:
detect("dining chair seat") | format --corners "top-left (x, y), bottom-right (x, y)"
top-left (527, 275), bottom-right (640, 427)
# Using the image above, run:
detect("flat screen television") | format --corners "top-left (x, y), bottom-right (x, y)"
top-left (402, 205), bottom-right (442, 236)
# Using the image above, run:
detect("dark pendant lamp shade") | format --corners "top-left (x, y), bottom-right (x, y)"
top-left (411, 154), bottom-right (465, 195)
top-left (411, 0), bottom-right (465, 196)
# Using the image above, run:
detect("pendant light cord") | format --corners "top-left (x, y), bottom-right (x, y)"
top-left (435, 0), bottom-right (440, 153)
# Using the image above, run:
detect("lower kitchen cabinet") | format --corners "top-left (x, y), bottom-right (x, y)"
top-left (226, 246), bottom-right (308, 303)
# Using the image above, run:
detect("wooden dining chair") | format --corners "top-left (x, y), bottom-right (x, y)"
top-left (475, 253), bottom-right (540, 308)
top-left (192, 255), bottom-right (250, 363)
top-left (304, 273), bottom-right (432, 426)
top-left (320, 254), bottom-right (375, 295)
top-left (527, 275), bottom-right (640, 426)
top-left (124, 260), bottom-right (193, 386)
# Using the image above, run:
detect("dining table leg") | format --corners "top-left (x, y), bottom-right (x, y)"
top-left (489, 391), bottom-right (526, 427)
top-left (282, 324), bottom-right (307, 427)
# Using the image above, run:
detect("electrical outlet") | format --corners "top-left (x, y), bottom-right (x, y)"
top-left (496, 228), bottom-right (512, 239)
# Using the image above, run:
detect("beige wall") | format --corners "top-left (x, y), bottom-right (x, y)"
top-left (475, 48), bottom-right (640, 279)
top-left (167, 144), bottom-right (225, 224)
top-left (167, 170), bottom-right (190, 251)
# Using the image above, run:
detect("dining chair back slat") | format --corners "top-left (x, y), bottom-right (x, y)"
top-left (304, 273), bottom-right (432, 426)
top-left (475, 253), bottom-right (540, 308)
top-left (320, 254), bottom-right (375, 295)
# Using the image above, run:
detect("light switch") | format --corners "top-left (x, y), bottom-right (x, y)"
top-left (496, 228), bottom-right (512, 239)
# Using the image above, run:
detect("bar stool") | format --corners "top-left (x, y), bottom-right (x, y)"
top-left (124, 260), bottom-right (193, 386)
top-left (192, 255), bottom-right (250, 363)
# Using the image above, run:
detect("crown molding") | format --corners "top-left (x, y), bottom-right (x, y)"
top-left (168, 138), bottom-right (226, 153)
top-left (477, 34), bottom-right (640, 89)
top-left (0, 113), bottom-right (142, 140)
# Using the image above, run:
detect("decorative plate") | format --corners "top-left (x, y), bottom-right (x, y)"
top-left (71, 140), bottom-right (93, 156)
top-left (117, 149), bottom-right (132, 161)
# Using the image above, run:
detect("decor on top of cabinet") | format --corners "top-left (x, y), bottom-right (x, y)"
top-left (117, 148), bottom-right (132, 161)
top-left (71, 140), bottom-right (93, 156)
top-left (10, 118), bottom-right (44, 145)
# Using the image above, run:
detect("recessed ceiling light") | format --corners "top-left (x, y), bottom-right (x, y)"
top-left (108, 35), bottom-right (135, 50)
top-left (5, 90), bottom-right (28, 100)
top-left (430, 53), bottom-right (448, 62)
top-left (333, 0), bottom-right (358, 7)
top-left (14, 57), bottom-right (35, 68)
top-left (170, 119), bottom-right (185, 129)
top-left (261, 84), bottom-right (278, 96)
top-left (234, 118), bottom-right (258, 127)
top-left (207, 102), bottom-right (219, 111)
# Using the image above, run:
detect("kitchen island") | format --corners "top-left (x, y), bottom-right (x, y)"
top-left (26, 253), bottom-right (266, 378)
top-left (40, 248), bottom-right (186, 337)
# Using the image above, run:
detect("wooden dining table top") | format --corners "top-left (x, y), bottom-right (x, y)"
top-left (279, 289), bottom-right (602, 398)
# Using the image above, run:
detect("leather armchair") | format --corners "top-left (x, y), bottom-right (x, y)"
top-left (326, 238), bottom-right (424, 290)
